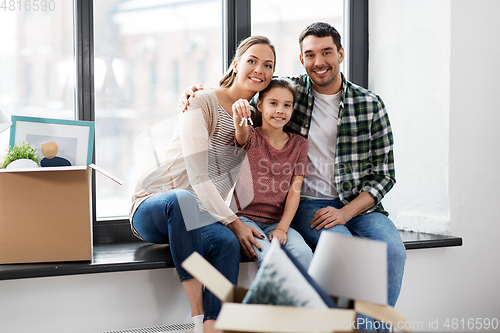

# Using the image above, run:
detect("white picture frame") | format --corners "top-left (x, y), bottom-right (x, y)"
top-left (9, 116), bottom-right (95, 166)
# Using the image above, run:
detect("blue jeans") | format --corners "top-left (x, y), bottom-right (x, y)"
top-left (132, 189), bottom-right (240, 321)
top-left (291, 199), bottom-right (406, 331)
top-left (239, 216), bottom-right (313, 269)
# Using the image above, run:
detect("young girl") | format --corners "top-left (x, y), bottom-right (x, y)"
top-left (232, 78), bottom-right (313, 269)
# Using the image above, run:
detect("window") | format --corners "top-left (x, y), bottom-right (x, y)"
top-left (93, 0), bottom-right (223, 219)
top-left (93, 0), bottom-right (363, 223)
top-left (251, 0), bottom-right (344, 78)
top-left (1, 0), bottom-right (367, 230)
top-left (0, 2), bottom-right (75, 158)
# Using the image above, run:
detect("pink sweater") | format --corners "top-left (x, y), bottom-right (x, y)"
top-left (235, 127), bottom-right (309, 224)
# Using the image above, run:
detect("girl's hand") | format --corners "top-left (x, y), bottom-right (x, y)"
top-left (232, 99), bottom-right (252, 128)
top-left (227, 218), bottom-right (265, 260)
top-left (269, 228), bottom-right (287, 245)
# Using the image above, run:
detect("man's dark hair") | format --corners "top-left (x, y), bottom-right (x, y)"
top-left (299, 22), bottom-right (342, 52)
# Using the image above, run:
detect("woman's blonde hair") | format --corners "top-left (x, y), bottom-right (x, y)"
top-left (219, 35), bottom-right (276, 88)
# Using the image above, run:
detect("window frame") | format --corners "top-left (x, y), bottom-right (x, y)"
top-left (347, 0), bottom-right (368, 88)
top-left (75, 0), bottom-right (96, 224)
top-left (75, 0), bottom-right (368, 242)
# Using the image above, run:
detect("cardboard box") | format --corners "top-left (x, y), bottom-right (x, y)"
top-left (0, 164), bottom-right (120, 264)
top-left (182, 252), bottom-right (409, 333)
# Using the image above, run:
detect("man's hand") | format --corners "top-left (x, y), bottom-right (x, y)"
top-left (179, 84), bottom-right (204, 112)
top-left (310, 206), bottom-right (349, 230)
top-left (269, 228), bottom-right (287, 245)
top-left (227, 218), bottom-right (265, 260)
top-left (311, 192), bottom-right (376, 230)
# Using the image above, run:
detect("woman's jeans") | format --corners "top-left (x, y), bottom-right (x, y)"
top-left (132, 189), bottom-right (240, 321)
top-left (239, 216), bottom-right (313, 269)
top-left (292, 199), bottom-right (406, 332)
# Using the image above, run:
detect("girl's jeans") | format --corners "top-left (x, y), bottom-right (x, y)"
top-left (238, 216), bottom-right (313, 269)
top-left (132, 189), bottom-right (240, 321)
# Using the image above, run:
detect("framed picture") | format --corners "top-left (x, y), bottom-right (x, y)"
top-left (9, 116), bottom-right (95, 167)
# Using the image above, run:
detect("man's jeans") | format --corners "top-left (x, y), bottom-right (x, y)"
top-left (132, 189), bottom-right (241, 321)
top-left (291, 199), bottom-right (406, 307)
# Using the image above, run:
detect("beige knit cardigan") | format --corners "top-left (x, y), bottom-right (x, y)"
top-left (129, 89), bottom-right (239, 234)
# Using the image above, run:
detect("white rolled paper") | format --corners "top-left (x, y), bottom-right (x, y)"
top-left (308, 232), bottom-right (388, 305)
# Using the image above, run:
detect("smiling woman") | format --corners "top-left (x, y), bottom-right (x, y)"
top-left (128, 35), bottom-right (277, 332)
top-left (219, 41), bottom-right (275, 92)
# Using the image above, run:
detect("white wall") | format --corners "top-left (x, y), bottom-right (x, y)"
top-left (371, 0), bottom-right (452, 234)
top-left (370, 0), bottom-right (500, 331)
top-left (0, 262), bottom-right (258, 333)
top-left (0, 268), bottom-right (191, 333)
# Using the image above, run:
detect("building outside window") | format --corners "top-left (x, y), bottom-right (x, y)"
top-left (0, 0), bottom-right (346, 224)
top-left (93, 0), bottom-right (224, 219)
top-left (0, 2), bottom-right (75, 158)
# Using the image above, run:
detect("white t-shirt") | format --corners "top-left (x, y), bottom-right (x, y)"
top-left (301, 88), bottom-right (341, 200)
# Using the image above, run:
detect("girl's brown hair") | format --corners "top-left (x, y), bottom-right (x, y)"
top-left (219, 36), bottom-right (276, 88)
top-left (258, 78), bottom-right (296, 104)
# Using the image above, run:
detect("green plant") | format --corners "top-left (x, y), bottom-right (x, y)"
top-left (0, 142), bottom-right (41, 169)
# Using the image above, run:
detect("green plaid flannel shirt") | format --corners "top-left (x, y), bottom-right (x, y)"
top-left (284, 73), bottom-right (395, 216)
